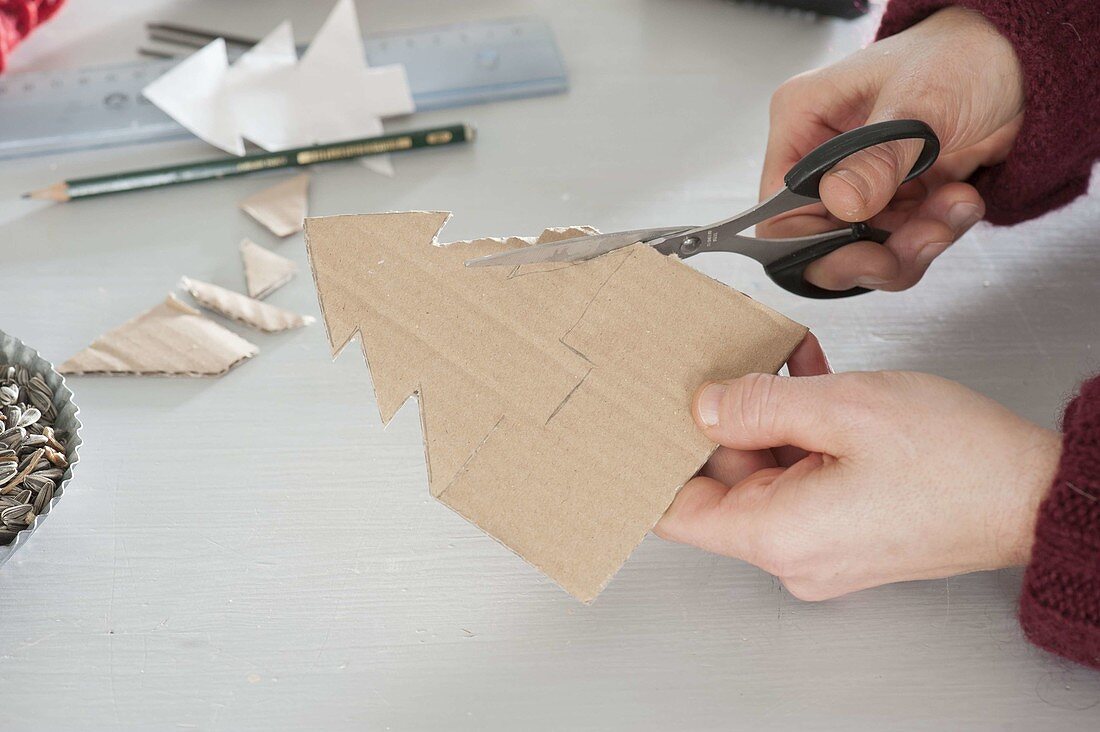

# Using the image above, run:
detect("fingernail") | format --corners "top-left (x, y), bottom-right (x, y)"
top-left (916, 241), bottom-right (951, 267)
top-left (697, 383), bottom-right (726, 427)
top-left (946, 202), bottom-right (982, 233)
top-left (855, 275), bottom-right (888, 287)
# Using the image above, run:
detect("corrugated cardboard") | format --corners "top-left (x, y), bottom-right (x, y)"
top-left (240, 238), bottom-right (297, 299)
top-left (59, 294), bottom-right (258, 377)
top-left (180, 277), bottom-right (314, 332)
top-left (304, 211), bottom-right (806, 601)
top-left (239, 173), bottom-right (310, 238)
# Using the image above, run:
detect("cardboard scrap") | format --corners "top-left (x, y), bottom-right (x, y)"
top-left (59, 294), bottom-right (258, 377)
top-left (304, 211), bottom-right (807, 602)
top-left (240, 238), bottom-right (297, 299)
top-left (180, 277), bottom-right (314, 333)
top-left (239, 173), bottom-right (310, 238)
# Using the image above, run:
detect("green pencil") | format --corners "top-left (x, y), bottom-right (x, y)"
top-left (24, 123), bottom-right (475, 202)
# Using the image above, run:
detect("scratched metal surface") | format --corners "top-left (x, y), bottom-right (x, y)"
top-left (1, 1), bottom-right (1098, 729)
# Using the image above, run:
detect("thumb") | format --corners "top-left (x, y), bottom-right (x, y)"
top-left (818, 108), bottom-right (931, 223)
top-left (694, 373), bottom-right (849, 455)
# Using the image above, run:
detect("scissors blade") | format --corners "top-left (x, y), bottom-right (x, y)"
top-left (464, 227), bottom-right (694, 268)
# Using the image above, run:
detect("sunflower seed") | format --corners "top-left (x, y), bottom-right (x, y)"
top-left (3, 448), bottom-right (42, 492)
top-left (21, 434), bottom-right (47, 449)
top-left (27, 376), bottom-right (53, 414)
top-left (42, 427), bottom-right (64, 452)
top-left (1, 504), bottom-right (33, 524)
top-left (33, 483), bottom-right (53, 513)
top-left (15, 408), bottom-right (40, 429)
top-left (29, 375), bottom-right (50, 395)
top-left (0, 363), bottom-right (67, 537)
top-left (0, 427), bottom-right (24, 449)
top-left (43, 447), bottom-right (66, 468)
top-left (24, 474), bottom-right (53, 493)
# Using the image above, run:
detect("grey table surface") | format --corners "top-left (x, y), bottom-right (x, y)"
top-left (2, 1), bottom-right (1099, 730)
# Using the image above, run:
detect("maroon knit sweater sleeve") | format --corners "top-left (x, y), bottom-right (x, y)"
top-left (878, 2), bottom-right (1100, 669)
top-left (876, 0), bottom-right (1100, 225)
top-left (1019, 377), bottom-right (1100, 669)
top-left (0, 0), bottom-right (65, 73)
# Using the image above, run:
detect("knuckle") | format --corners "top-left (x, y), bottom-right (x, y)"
top-left (769, 75), bottom-right (810, 115)
top-left (855, 142), bottom-right (907, 188)
top-left (827, 374), bottom-right (886, 430)
top-left (651, 517), bottom-right (675, 542)
top-left (730, 373), bottom-right (784, 439)
top-left (652, 495), bottom-right (696, 545)
top-left (753, 530), bottom-right (801, 579)
top-left (782, 577), bottom-right (835, 602)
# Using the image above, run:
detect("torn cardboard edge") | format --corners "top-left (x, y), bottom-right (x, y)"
top-left (180, 276), bottom-right (314, 333)
top-left (58, 294), bottom-right (258, 377)
top-left (239, 173), bottom-right (310, 238)
top-left (304, 211), bottom-right (806, 602)
top-left (240, 238), bottom-right (297, 299)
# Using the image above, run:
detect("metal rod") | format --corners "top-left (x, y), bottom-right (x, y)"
top-left (146, 22), bottom-right (261, 48)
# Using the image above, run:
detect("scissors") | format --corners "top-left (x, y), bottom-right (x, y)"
top-left (466, 120), bottom-right (940, 299)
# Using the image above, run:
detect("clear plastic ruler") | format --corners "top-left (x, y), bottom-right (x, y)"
top-left (0, 17), bottom-right (567, 160)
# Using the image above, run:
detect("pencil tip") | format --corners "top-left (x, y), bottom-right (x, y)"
top-left (20, 193), bottom-right (29, 199)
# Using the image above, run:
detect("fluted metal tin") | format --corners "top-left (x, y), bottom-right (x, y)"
top-left (0, 330), bottom-right (81, 567)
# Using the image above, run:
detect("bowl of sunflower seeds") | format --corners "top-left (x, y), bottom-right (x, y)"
top-left (0, 330), bottom-right (81, 565)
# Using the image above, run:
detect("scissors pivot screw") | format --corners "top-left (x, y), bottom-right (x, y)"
top-left (679, 237), bottom-right (701, 255)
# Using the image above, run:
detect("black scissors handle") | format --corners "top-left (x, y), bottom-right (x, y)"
top-left (763, 223), bottom-right (889, 299)
top-left (770, 119), bottom-right (939, 298)
top-left (784, 119), bottom-right (940, 199)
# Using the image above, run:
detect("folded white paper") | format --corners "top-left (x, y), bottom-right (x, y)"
top-left (142, 38), bottom-right (244, 156)
top-left (141, 0), bottom-right (414, 176)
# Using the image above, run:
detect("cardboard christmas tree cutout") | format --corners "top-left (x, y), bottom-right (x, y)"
top-left (304, 211), bottom-right (806, 601)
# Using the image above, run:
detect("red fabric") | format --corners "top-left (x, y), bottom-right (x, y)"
top-left (0, 0), bottom-right (65, 72)
top-left (878, 1), bottom-right (1100, 670)
top-left (876, 0), bottom-right (1100, 225)
top-left (1020, 377), bottom-right (1100, 669)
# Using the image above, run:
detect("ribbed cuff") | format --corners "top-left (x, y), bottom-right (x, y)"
top-left (1019, 376), bottom-right (1100, 669)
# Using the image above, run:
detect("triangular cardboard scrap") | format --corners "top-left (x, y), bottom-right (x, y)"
top-left (239, 173), bottom-right (310, 238)
top-left (240, 238), bottom-right (297, 299)
top-left (180, 277), bottom-right (314, 333)
top-left (304, 212), bottom-right (806, 602)
top-left (59, 294), bottom-right (258, 377)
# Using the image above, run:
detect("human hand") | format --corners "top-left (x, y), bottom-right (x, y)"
top-left (760, 6), bottom-right (1025, 292)
top-left (654, 339), bottom-right (1061, 600)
